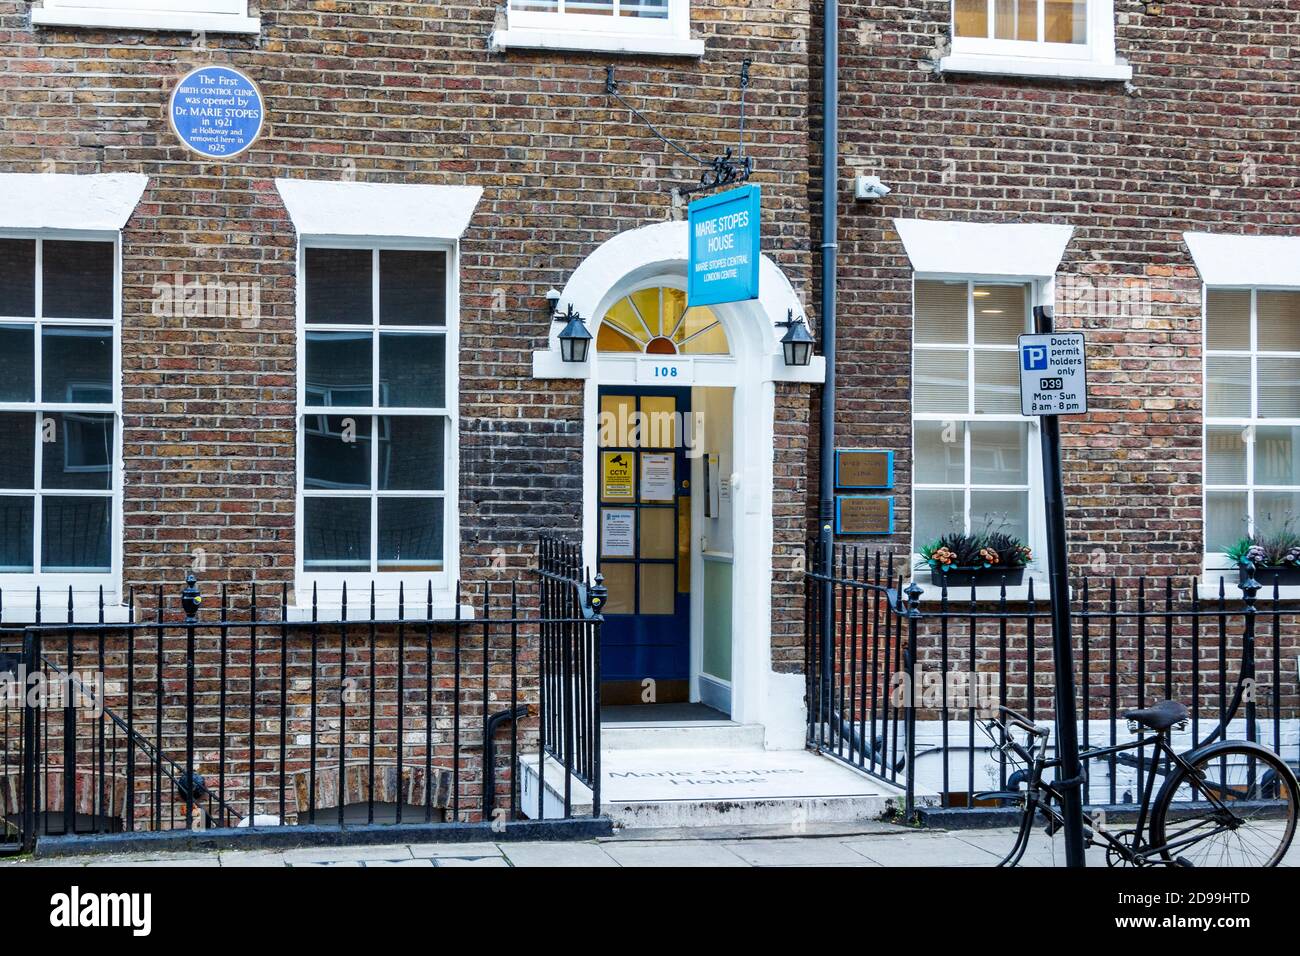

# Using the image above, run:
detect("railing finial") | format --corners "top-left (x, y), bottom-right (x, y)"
top-left (588, 573), bottom-right (607, 618)
top-left (181, 572), bottom-right (202, 623)
top-left (903, 579), bottom-right (923, 615)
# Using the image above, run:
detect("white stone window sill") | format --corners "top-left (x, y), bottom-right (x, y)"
top-left (0, 602), bottom-right (133, 626)
top-left (284, 602), bottom-right (476, 624)
top-left (489, 27), bottom-right (704, 58)
top-left (937, 53), bottom-right (1132, 82)
top-left (31, 8), bottom-right (261, 34)
top-left (908, 576), bottom-right (1049, 605)
top-left (1198, 571), bottom-right (1300, 602)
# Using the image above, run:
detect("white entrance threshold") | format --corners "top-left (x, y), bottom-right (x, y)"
top-left (520, 746), bottom-right (921, 830)
top-left (600, 721), bottom-right (766, 752)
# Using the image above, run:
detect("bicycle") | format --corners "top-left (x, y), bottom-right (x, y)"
top-left (976, 701), bottom-right (1298, 867)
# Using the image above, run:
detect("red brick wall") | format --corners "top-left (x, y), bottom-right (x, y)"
top-left (825, 0), bottom-right (1300, 580)
top-left (0, 3), bottom-right (815, 819)
top-left (772, 380), bottom-right (813, 671)
top-left (0, 0), bottom-right (813, 601)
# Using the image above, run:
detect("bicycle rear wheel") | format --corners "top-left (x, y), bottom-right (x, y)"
top-left (1149, 742), bottom-right (1298, 867)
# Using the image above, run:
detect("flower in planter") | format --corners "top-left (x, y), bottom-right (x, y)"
top-left (985, 531), bottom-right (1032, 570)
top-left (918, 528), bottom-right (1032, 573)
top-left (920, 531), bottom-right (980, 572)
top-left (929, 546), bottom-right (957, 569)
top-left (1226, 514), bottom-right (1300, 568)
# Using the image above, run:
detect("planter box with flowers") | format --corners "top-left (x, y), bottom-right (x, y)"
top-left (918, 531), bottom-right (1033, 590)
top-left (1225, 530), bottom-right (1300, 588)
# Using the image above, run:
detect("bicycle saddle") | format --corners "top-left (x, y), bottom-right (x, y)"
top-left (1122, 699), bottom-right (1188, 732)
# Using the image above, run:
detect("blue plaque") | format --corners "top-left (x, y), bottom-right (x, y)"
top-left (687, 184), bottom-right (761, 307)
top-left (169, 66), bottom-right (265, 159)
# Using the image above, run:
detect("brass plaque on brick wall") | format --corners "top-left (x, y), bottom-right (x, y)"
top-left (835, 496), bottom-right (894, 536)
top-left (835, 449), bottom-right (893, 489)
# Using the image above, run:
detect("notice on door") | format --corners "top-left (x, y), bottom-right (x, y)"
top-left (601, 509), bottom-right (635, 558)
top-left (602, 451), bottom-right (634, 502)
top-left (640, 453), bottom-right (675, 502)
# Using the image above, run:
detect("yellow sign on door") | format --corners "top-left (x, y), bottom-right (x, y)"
top-left (602, 451), bottom-right (635, 502)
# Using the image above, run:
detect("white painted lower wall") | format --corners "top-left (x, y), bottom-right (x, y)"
top-left (763, 671), bottom-right (810, 750)
top-left (909, 718), bottom-right (1300, 806)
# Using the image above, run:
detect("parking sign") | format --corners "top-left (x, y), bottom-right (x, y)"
top-left (1017, 332), bottom-right (1088, 416)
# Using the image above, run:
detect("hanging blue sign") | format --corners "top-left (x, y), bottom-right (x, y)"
top-left (687, 184), bottom-right (761, 307)
top-left (169, 66), bottom-right (265, 159)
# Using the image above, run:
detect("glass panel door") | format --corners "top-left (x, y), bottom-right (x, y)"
top-left (596, 386), bottom-right (692, 703)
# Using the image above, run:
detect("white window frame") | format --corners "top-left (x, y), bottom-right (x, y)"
top-left (491, 0), bottom-right (704, 57)
top-left (941, 0), bottom-right (1131, 81)
top-left (294, 236), bottom-right (461, 613)
top-left (0, 229), bottom-right (124, 607)
top-left (32, 0), bottom-right (260, 34)
top-left (1202, 285), bottom-right (1300, 572)
top-left (911, 275), bottom-right (1048, 597)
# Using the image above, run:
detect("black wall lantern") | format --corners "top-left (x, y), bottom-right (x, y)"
top-left (777, 309), bottom-right (814, 367)
top-left (555, 304), bottom-right (592, 363)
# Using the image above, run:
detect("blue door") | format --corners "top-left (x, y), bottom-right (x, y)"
top-left (596, 386), bottom-right (692, 704)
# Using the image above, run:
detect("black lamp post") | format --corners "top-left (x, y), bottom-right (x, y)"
top-left (777, 309), bottom-right (814, 367)
top-left (555, 304), bottom-right (592, 363)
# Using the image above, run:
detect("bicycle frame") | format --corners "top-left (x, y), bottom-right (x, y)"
top-left (984, 719), bottom-right (1258, 867)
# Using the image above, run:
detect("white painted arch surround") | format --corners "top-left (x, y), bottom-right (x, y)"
top-left (532, 220), bottom-right (823, 749)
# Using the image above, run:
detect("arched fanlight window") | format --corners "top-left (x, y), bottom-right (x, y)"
top-left (596, 286), bottom-right (730, 355)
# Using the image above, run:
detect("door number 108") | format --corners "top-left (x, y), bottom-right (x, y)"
top-left (651, 365), bottom-right (680, 378)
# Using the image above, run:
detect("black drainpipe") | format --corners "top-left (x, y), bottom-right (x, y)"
top-left (817, 0), bottom-right (839, 714)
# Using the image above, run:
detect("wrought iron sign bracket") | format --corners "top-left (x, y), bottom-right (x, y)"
top-left (605, 59), bottom-right (754, 197)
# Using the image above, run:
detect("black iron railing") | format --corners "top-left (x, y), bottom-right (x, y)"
top-left (537, 536), bottom-right (605, 818)
top-left (806, 545), bottom-right (1300, 819)
top-left (0, 550), bottom-right (605, 854)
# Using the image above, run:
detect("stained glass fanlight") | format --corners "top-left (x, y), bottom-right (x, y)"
top-left (595, 286), bottom-right (730, 356)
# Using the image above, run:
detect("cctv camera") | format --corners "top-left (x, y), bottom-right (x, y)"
top-left (853, 175), bottom-right (891, 201)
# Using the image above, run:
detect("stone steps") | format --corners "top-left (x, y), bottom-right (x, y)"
top-left (519, 742), bottom-right (912, 830)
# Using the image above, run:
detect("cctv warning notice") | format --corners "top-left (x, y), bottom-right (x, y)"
top-left (1018, 332), bottom-right (1089, 417)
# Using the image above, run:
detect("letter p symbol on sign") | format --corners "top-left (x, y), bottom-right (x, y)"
top-left (1022, 345), bottom-right (1048, 371)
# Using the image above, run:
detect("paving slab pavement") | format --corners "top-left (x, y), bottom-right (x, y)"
top-left (601, 840), bottom-right (749, 867)
top-left (4, 822), bottom-right (1295, 867)
top-left (500, 841), bottom-right (622, 868)
top-left (719, 836), bottom-right (876, 867)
